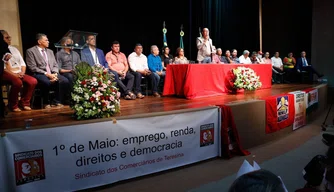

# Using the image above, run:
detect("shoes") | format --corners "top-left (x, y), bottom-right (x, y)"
top-left (322, 133), bottom-right (334, 146)
top-left (44, 104), bottom-right (51, 109)
top-left (136, 93), bottom-right (145, 99)
top-left (153, 92), bottom-right (161, 97)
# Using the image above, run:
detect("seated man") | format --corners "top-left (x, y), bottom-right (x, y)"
top-left (250, 51), bottom-right (261, 64)
top-left (56, 36), bottom-right (81, 103)
top-left (128, 43), bottom-right (158, 98)
top-left (26, 33), bottom-right (69, 108)
top-left (230, 49), bottom-right (240, 63)
top-left (148, 45), bottom-right (165, 97)
top-left (81, 34), bottom-right (108, 68)
top-left (105, 41), bottom-right (136, 100)
top-left (296, 51), bottom-right (323, 81)
top-left (238, 50), bottom-right (252, 64)
top-left (271, 52), bottom-right (285, 83)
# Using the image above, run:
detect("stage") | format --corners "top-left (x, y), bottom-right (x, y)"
top-left (0, 82), bottom-right (328, 192)
top-left (0, 83), bottom-right (325, 131)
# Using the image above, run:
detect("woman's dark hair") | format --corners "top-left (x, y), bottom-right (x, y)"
top-left (162, 46), bottom-right (169, 53)
top-left (228, 169), bottom-right (285, 192)
top-left (0, 30), bottom-right (10, 74)
top-left (175, 47), bottom-right (183, 57)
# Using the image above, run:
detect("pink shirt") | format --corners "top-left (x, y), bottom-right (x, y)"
top-left (263, 58), bottom-right (272, 64)
top-left (105, 51), bottom-right (128, 72)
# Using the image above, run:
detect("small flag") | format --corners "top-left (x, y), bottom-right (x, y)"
top-left (163, 21), bottom-right (167, 46)
top-left (180, 24), bottom-right (184, 49)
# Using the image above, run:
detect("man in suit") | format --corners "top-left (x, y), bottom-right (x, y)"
top-left (296, 51), bottom-right (323, 81)
top-left (196, 28), bottom-right (214, 63)
top-left (80, 34), bottom-right (108, 68)
top-left (26, 33), bottom-right (70, 109)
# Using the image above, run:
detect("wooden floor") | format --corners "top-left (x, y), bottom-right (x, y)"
top-left (0, 83), bottom-right (320, 131)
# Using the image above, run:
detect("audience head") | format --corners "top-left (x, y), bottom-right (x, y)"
top-left (162, 46), bottom-right (170, 55)
top-left (225, 50), bottom-right (231, 57)
top-left (151, 45), bottom-right (159, 56)
top-left (264, 52), bottom-right (270, 59)
top-left (251, 51), bottom-right (258, 58)
top-left (243, 50), bottom-right (250, 57)
top-left (111, 41), bottom-right (120, 53)
top-left (175, 47), bottom-right (184, 57)
top-left (0, 30), bottom-right (11, 45)
top-left (301, 51), bottom-right (306, 57)
top-left (36, 33), bottom-right (49, 49)
top-left (216, 48), bottom-right (222, 56)
top-left (86, 34), bottom-right (96, 47)
top-left (229, 169), bottom-right (286, 192)
top-left (0, 30), bottom-right (9, 54)
top-left (274, 52), bottom-right (280, 58)
top-left (231, 49), bottom-right (238, 57)
top-left (134, 43), bottom-right (143, 56)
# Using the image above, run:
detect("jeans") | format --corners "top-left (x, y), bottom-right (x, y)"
top-left (200, 57), bottom-right (212, 63)
top-left (34, 73), bottom-right (70, 104)
top-left (131, 71), bottom-right (158, 94)
top-left (110, 70), bottom-right (134, 95)
top-left (152, 71), bottom-right (165, 93)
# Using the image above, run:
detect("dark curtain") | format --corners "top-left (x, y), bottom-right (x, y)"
top-left (262, 0), bottom-right (313, 59)
top-left (190, 0), bottom-right (260, 59)
top-left (18, 0), bottom-right (190, 59)
top-left (18, 0), bottom-right (311, 61)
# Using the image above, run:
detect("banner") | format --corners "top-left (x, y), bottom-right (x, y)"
top-left (264, 94), bottom-right (295, 134)
top-left (289, 91), bottom-right (307, 130)
top-left (0, 136), bottom-right (9, 192)
top-left (218, 105), bottom-right (250, 158)
top-left (304, 88), bottom-right (319, 115)
top-left (1, 108), bottom-right (219, 192)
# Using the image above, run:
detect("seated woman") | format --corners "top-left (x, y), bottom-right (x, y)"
top-left (174, 47), bottom-right (189, 64)
top-left (262, 52), bottom-right (272, 64)
top-left (1, 30), bottom-right (37, 112)
top-left (283, 52), bottom-right (296, 69)
top-left (283, 52), bottom-right (297, 82)
top-left (221, 50), bottom-right (233, 64)
top-left (211, 46), bottom-right (222, 63)
top-left (160, 46), bottom-right (173, 70)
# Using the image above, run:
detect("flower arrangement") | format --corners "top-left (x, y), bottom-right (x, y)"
top-left (232, 66), bottom-right (262, 91)
top-left (71, 62), bottom-right (121, 120)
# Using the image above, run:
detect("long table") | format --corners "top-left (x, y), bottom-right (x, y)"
top-left (163, 64), bottom-right (272, 99)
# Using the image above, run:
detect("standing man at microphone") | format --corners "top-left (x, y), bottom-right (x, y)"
top-left (196, 28), bottom-right (214, 63)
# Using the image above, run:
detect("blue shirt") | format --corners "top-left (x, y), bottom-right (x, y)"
top-left (148, 54), bottom-right (162, 72)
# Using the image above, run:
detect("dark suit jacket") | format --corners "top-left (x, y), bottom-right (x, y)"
top-left (26, 46), bottom-right (59, 74)
top-left (81, 47), bottom-right (108, 68)
top-left (296, 57), bottom-right (311, 71)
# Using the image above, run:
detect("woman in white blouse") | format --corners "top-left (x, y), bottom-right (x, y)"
top-left (173, 47), bottom-right (189, 64)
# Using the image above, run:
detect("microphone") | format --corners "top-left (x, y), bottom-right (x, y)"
top-left (64, 43), bottom-right (79, 47)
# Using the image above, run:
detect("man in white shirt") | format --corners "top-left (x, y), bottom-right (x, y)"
top-left (128, 43), bottom-right (157, 99)
top-left (196, 28), bottom-right (214, 63)
top-left (271, 52), bottom-right (285, 83)
top-left (239, 50), bottom-right (252, 64)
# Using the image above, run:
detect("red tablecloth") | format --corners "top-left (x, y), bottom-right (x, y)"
top-left (163, 64), bottom-right (272, 99)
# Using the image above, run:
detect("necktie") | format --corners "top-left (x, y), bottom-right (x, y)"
top-left (42, 49), bottom-right (51, 74)
top-left (303, 58), bottom-right (307, 66)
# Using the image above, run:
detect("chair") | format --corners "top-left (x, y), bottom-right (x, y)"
top-left (140, 76), bottom-right (149, 96)
top-left (300, 71), bottom-right (312, 84)
top-left (31, 84), bottom-right (55, 109)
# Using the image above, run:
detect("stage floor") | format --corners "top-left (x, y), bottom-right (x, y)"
top-left (0, 83), bottom-right (320, 131)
